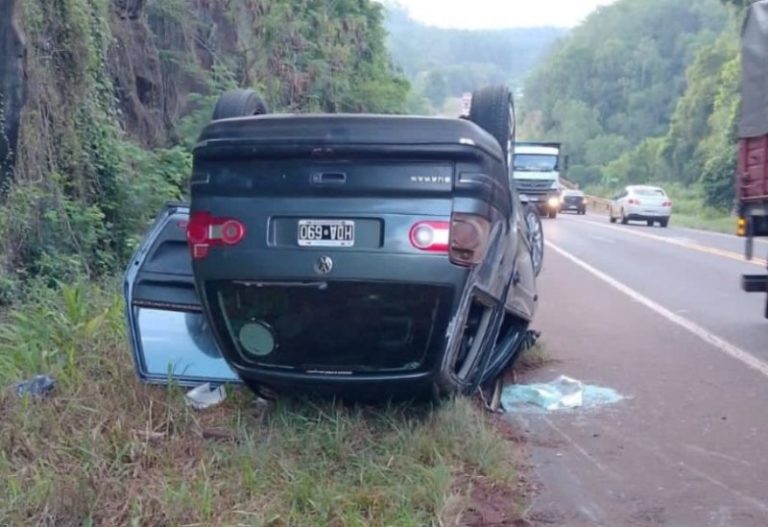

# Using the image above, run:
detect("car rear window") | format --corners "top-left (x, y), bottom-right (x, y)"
top-left (634, 188), bottom-right (666, 196)
top-left (208, 281), bottom-right (453, 373)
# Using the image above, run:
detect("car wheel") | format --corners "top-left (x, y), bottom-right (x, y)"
top-left (660, 218), bottom-right (669, 228)
top-left (468, 85), bottom-right (514, 164)
top-left (621, 209), bottom-right (629, 225)
top-left (212, 89), bottom-right (269, 120)
top-left (609, 209), bottom-right (616, 223)
top-left (524, 203), bottom-right (544, 276)
top-left (647, 219), bottom-right (654, 227)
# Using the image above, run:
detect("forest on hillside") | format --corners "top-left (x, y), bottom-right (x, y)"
top-left (385, 4), bottom-right (565, 114)
top-left (0, 0), bottom-right (408, 304)
top-left (520, 0), bottom-right (751, 211)
top-left (1, 0), bottom-right (761, 305)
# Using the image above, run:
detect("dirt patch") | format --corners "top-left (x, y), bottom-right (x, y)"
top-left (456, 473), bottom-right (531, 527)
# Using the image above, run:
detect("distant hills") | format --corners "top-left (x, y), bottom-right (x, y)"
top-left (384, 4), bottom-right (567, 114)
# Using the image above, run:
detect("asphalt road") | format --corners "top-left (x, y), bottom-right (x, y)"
top-left (514, 212), bottom-right (768, 527)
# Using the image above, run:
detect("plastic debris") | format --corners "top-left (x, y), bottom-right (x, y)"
top-left (13, 375), bottom-right (56, 398)
top-left (501, 375), bottom-right (623, 413)
top-left (185, 383), bottom-right (227, 410)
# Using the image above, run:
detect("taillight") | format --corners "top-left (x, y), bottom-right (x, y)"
top-left (409, 214), bottom-right (491, 267)
top-left (662, 200), bottom-right (672, 207)
top-left (409, 221), bottom-right (450, 252)
top-left (450, 213), bottom-right (491, 266)
top-left (627, 198), bottom-right (640, 205)
top-left (737, 216), bottom-right (747, 237)
top-left (186, 211), bottom-right (246, 260)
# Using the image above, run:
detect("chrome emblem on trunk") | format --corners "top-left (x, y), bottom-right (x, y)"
top-left (315, 256), bottom-right (333, 274)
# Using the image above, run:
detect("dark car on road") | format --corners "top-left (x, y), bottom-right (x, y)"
top-left (560, 189), bottom-right (587, 215)
top-left (124, 86), bottom-right (542, 401)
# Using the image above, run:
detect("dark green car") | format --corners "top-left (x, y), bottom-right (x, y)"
top-left (124, 86), bottom-right (543, 401)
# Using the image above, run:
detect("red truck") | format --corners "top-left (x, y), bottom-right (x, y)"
top-left (738, 0), bottom-right (768, 318)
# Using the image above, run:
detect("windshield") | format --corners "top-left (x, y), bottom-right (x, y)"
top-left (513, 154), bottom-right (558, 172)
top-left (633, 188), bottom-right (666, 197)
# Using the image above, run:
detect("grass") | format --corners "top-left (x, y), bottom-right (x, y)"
top-left (668, 214), bottom-right (735, 234)
top-left (514, 344), bottom-right (552, 373)
top-left (0, 282), bottom-right (527, 526)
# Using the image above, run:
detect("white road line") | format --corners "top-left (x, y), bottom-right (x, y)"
top-left (546, 240), bottom-right (768, 380)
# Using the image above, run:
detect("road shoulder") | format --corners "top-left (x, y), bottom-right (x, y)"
top-left (515, 247), bottom-right (768, 527)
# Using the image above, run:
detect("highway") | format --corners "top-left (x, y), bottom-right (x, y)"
top-left (515, 212), bottom-right (768, 527)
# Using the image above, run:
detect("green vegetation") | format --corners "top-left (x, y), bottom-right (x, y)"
top-left (0, 2), bottom-right (528, 524)
top-left (0, 282), bottom-right (523, 526)
top-left (521, 0), bottom-right (750, 224)
top-left (0, 0), bottom-right (410, 305)
top-left (385, 4), bottom-right (565, 114)
top-left (514, 343), bottom-right (553, 373)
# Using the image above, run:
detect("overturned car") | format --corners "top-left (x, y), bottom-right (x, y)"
top-left (124, 85), bottom-right (543, 401)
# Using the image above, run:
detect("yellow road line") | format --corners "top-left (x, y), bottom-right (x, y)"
top-left (584, 221), bottom-right (768, 268)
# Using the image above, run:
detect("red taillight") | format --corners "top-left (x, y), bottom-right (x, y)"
top-left (410, 221), bottom-right (450, 252)
top-left (450, 213), bottom-right (491, 266)
top-left (409, 214), bottom-right (491, 267)
top-left (627, 198), bottom-right (640, 205)
top-left (662, 200), bottom-right (672, 207)
top-left (186, 211), bottom-right (246, 260)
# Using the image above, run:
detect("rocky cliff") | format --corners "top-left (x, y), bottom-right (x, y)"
top-left (0, 0), bottom-right (407, 301)
top-left (0, 0), bottom-right (26, 190)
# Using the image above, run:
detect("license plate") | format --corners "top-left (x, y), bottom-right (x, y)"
top-left (298, 220), bottom-right (355, 247)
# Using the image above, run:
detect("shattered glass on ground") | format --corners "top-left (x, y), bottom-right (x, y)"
top-left (501, 375), bottom-right (624, 413)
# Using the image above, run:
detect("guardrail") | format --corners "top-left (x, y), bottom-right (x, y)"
top-left (585, 195), bottom-right (611, 215)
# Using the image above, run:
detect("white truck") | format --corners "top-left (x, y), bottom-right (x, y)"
top-left (512, 142), bottom-right (565, 219)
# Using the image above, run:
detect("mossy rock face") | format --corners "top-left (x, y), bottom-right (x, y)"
top-left (0, 0), bottom-right (26, 190)
top-left (0, 0), bottom-right (409, 299)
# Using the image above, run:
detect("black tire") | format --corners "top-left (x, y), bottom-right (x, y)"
top-left (609, 211), bottom-right (616, 223)
top-left (660, 218), bottom-right (669, 228)
top-left (647, 220), bottom-right (654, 227)
top-left (621, 209), bottom-right (629, 225)
top-left (468, 85), bottom-right (514, 164)
top-left (212, 89), bottom-right (269, 120)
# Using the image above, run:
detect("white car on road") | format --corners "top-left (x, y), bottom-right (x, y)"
top-left (608, 185), bottom-right (672, 227)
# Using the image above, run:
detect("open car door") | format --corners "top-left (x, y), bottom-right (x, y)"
top-left (123, 202), bottom-right (240, 386)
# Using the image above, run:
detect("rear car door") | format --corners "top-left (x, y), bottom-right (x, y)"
top-left (123, 202), bottom-right (239, 386)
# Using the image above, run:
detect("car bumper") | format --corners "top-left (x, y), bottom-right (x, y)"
top-left (626, 205), bottom-right (670, 219)
top-left (520, 192), bottom-right (559, 208)
top-left (560, 201), bottom-right (586, 212)
top-left (194, 250), bottom-right (471, 394)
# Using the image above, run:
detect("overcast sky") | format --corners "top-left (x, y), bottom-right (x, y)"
top-left (393, 0), bottom-right (617, 29)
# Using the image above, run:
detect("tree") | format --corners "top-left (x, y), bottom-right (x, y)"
top-left (521, 0), bottom-right (727, 154)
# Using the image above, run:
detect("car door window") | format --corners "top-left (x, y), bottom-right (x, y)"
top-left (124, 203), bottom-right (239, 386)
